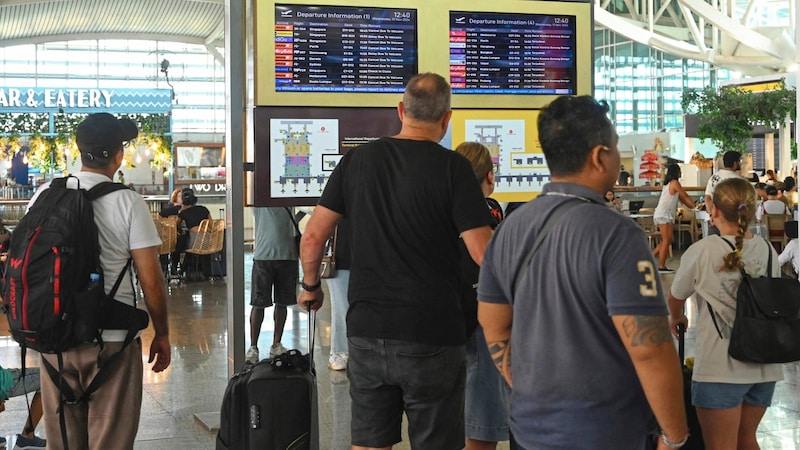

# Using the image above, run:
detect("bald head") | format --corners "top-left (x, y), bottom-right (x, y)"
top-left (402, 73), bottom-right (451, 123)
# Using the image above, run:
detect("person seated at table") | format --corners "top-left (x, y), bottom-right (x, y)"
top-left (754, 182), bottom-right (767, 208)
top-left (765, 169), bottom-right (778, 184)
top-left (756, 185), bottom-right (791, 221)
top-left (174, 188), bottom-right (211, 275)
top-left (652, 163), bottom-right (695, 272)
top-left (783, 176), bottom-right (797, 208)
top-left (604, 189), bottom-right (621, 212)
top-left (159, 188), bottom-right (183, 217)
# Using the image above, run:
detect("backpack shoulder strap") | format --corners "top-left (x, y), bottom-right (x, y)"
top-left (86, 182), bottom-right (131, 201)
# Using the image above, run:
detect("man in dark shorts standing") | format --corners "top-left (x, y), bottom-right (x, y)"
top-left (299, 73), bottom-right (494, 450)
top-left (246, 207), bottom-right (298, 363)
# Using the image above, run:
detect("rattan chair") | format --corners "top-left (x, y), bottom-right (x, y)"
top-left (153, 216), bottom-right (179, 282)
top-left (183, 219), bottom-right (225, 280)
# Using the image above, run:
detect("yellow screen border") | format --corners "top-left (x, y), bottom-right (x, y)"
top-left (254, 0), bottom-right (592, 108)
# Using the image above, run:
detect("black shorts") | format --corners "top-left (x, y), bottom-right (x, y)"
top-left (250, 260), bottom-right (298, 308)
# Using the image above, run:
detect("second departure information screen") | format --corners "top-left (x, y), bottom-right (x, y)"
top-left (449, 11), bottom-right (577, 95)
top-left (274, 4), bottom-right (418, 93)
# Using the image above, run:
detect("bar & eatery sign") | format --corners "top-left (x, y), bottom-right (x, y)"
top-left (0, 88), bottom-right (173, 114)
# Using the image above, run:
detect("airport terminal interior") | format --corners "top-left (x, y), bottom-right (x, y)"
top-left (0, 254), bottom-right (799, 449)
top-left (1, 0), bottom-right (800, 449)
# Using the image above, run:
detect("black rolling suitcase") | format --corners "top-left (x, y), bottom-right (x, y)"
top-left (678, 325), bottom-right (704, 450)
top-left (216, 309), bottom-right (319, 450)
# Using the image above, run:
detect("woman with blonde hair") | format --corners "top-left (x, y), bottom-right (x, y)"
top-left (668, 177), bottom-right (782, 450)
top-left (454, 142), bottom-right (508, 450)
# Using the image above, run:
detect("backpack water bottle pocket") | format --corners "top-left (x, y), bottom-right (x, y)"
top-left (72, 283), bottom-right (105, 343)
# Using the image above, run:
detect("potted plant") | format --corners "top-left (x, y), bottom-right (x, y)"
top-left (681, 80), bottom-right (797, 155)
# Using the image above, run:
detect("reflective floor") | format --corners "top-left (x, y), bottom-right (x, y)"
top-left (0, 252), bottom-right (798, 449)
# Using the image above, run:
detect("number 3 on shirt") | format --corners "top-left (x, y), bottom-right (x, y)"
top-left (637, 261), bottom-right (658, 297)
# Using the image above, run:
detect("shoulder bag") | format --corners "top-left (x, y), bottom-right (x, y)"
top-left (712, 237), bottom-right (800, 363)
top-left (319, 227), bottom-right (337, 279)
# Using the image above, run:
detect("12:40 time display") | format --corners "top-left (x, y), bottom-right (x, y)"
top-left (394, 11), bottom-right (412, 20)
top-left (553, 17), bottom-right (570, 24)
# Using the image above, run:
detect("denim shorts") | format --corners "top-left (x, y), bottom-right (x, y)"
top-left (348, 336), bottom-right (466, 450)
top-left (692, 380), bottom-right (776, 409)
top-left (465, 327), bottom-right (510, 442)
top-left (5, 367), bottom-right (40, 398)
top-left (250, 260), bottom-right (297, 308)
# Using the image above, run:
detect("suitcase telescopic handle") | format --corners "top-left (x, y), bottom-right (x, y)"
top-left (677, 323), bottom-right (686, 367)
top-left (305, 301), bottom-right (316, 368)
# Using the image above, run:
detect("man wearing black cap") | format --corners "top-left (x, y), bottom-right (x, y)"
top-left (29, 112), bottom-right (171, 450)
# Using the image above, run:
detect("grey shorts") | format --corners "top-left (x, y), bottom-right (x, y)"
top-left (250, 260), bottom-right (297, 308)
top-left (348, 336), bottom-right (466, 450)
top-left (5, 367), bottom-right (41, 398)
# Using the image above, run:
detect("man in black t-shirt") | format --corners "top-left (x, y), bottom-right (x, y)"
top-left (299, 73), bottom-right (494, 450)
top-left (174, 188), bottom-right (211, 275)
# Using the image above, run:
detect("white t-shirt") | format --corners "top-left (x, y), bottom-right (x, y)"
top-left (29, 171), bottom-right (161, 342)
top-left (704, 169), bottom-right (741, 200)
top-left (671, 235), bottom-right (784, 383)
top-left (756, 199), bottom-right (791, 221)
top-left (779, 239), bottom-right (800, 276)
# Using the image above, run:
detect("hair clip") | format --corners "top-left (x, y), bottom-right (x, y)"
top-left (738, 204), bottom-right (747, 210)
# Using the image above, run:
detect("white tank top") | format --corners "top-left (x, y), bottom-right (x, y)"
top-left (654, 183), bottom-right (680, 219)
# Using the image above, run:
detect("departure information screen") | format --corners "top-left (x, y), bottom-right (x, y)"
top-left (449, 11), bottom-right (577, 95)
top-left (274, 4), bottom-right (418, 93)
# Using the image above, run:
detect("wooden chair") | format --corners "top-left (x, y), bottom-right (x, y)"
top-left (765, 214), bottom-right (791, 252)
top-left (184, 219), bottom-right (225, 280)
top-left (153, 216), bottom-right (179, 282)
top-left (636, 216), bottom-right (671, 257)
top-left (676, 208), bottom-right (701, 248)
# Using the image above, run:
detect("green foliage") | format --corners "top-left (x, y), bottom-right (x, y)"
top-left (0, 111), bottom-right (172, 173)
top-left (681, 80), bottom-right (797, 155)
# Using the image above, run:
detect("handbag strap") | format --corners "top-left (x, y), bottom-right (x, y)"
top-left (511, 198), bottom-right (585, 297)
top-left (284, 207), bottom-right (301, 237)
top-left (326, 226), bottom-right (338, 260)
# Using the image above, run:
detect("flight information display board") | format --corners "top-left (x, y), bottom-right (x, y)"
top-left (449, 11), bottom-right (577, 95)
top-left (274, 4), bottom-right (418, 93)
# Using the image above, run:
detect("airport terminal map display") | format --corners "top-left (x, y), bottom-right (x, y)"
top-left (449, 11), bottom-right (577, 94)
top-left (274, 4), bottom-right (417, 93)
top-left (269, 118), bottom-right (339, 198)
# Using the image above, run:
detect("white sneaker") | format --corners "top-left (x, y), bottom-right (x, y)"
top-left (245, 346), bottom-right (259, 364)
top-left (270, 343), bottom-right (289, 357)
top-left (328, 352), bottom-right (348, 371)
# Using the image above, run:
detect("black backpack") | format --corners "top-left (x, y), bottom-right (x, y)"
top-left (1, 175), bottom-right (149, 449)
top-left (2, 176), bottom-right (138, 352)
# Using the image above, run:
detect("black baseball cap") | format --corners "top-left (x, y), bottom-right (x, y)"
top-left (76, 113), bottom-right (138, 161)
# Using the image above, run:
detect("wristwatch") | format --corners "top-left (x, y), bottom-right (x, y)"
top-left (301, 279), bottom-right (321, 292)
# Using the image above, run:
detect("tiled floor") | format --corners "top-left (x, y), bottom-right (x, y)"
top-left (0, 252), bottom-right (798, 449)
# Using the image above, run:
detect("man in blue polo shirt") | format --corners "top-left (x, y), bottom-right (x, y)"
top-left (478, 96), bottom-right (688, 449)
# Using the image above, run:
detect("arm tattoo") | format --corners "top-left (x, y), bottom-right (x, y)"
top-left (621, 316), bottom-right (672, 347)
top-left (487, 339), bottom-right (512, 383)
